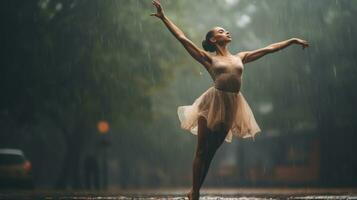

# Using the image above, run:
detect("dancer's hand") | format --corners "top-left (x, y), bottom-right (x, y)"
top-left (150, 0), bottom-right (165, 19)
top-left (293, 38), bottom-right (309, 49)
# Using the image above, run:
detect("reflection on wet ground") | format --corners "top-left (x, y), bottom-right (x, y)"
top-left (1, 188), bottom-right (357, 200)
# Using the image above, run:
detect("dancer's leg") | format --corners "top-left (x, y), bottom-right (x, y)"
top-left (197, 123), bottom-right (228, 188)
top-left (190, 116), bottom-right (210, 200)
top-left (189, 117), bottom-right (229, 200)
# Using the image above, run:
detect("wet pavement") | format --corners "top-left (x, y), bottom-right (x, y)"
top-left (1, 188), bottom-right (357, 200)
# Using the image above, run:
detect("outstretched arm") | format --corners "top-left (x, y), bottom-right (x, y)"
top-left (238, 38), bottom-right (309, 64)
top-left (150, 0), bottom-right (212, 69)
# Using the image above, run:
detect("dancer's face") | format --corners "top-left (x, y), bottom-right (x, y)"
top-left (209, 27), bottom-right (232, 44)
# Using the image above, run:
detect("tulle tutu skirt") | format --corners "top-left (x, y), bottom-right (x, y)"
top-left (177, 86), bottom-right (261, 143)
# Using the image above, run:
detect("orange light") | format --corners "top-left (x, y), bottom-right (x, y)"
top-left (97, 120), bottom-right (110, 134)
top-left (23, 161), bottom-right (32, 171)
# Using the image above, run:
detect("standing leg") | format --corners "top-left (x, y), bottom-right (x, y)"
top-left (197, 122), bottom-right (229, 188)
top-left (188, 116), bottom-right (210, 200)
top-left (188, 117), bottom-right (229, 200)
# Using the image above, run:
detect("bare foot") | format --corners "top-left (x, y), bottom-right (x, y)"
top-left (186, 189), bottom-right (199, 200)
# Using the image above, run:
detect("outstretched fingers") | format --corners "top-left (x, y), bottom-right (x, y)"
top-left (152, 0), bottom-right (161, 9)
top-left (150, 0), bottom-right (164, 19)
top-left (296, 39), bottom-right (309, 50)
top-left (302, 41), bottom-right (310, 49)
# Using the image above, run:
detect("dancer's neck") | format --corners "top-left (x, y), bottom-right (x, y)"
top-left (215, 44), bottom-right (231, 57)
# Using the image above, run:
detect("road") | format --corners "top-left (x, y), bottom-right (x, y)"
top-left (1, 188), bottom-right (357, 200)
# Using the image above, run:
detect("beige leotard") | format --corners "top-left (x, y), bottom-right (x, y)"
top-left (209, 55), bottom-right (244, 93)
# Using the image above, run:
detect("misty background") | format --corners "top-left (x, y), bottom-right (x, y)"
top-left (1, 0), bottom-right (357, 190)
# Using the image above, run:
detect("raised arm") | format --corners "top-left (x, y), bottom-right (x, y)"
top-left (238, 38), bottom-right (309, 64)
top-left (150, 0), bottom-right (212, 70)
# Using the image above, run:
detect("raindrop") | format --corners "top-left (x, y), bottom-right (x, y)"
top-left (139, 22), bottom-right (143, 33)
top-left (332, 64), bottom-right (337, 78)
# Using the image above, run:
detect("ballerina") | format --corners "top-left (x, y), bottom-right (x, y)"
top-left (150, 1), bottom-right (309, 199)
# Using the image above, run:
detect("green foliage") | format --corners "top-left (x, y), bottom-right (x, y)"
top-left (1, 0), bottom-right (357, 188)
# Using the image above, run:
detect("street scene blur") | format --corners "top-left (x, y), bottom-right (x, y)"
top-left (1, 0), bottom-right (357, 199)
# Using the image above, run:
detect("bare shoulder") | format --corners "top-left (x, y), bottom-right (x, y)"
top-left (233, 52), bottom-right (249, 64)
top-left (236, 51), bottom-right (249, 60)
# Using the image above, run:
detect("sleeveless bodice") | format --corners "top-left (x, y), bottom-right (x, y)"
top-left (209, 55), bottom-right (244, 93)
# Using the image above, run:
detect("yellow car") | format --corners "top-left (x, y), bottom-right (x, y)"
top-left (0, 148), bottom-right (34, 189)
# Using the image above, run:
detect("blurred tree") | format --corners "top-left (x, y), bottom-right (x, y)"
top-left (1, 0), bottom-right (357, 188)
top-left (0, 0), bottom-right (185, 188)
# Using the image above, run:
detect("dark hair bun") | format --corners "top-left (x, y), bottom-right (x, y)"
top-left (202, 39), bottom-right (216, 52)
